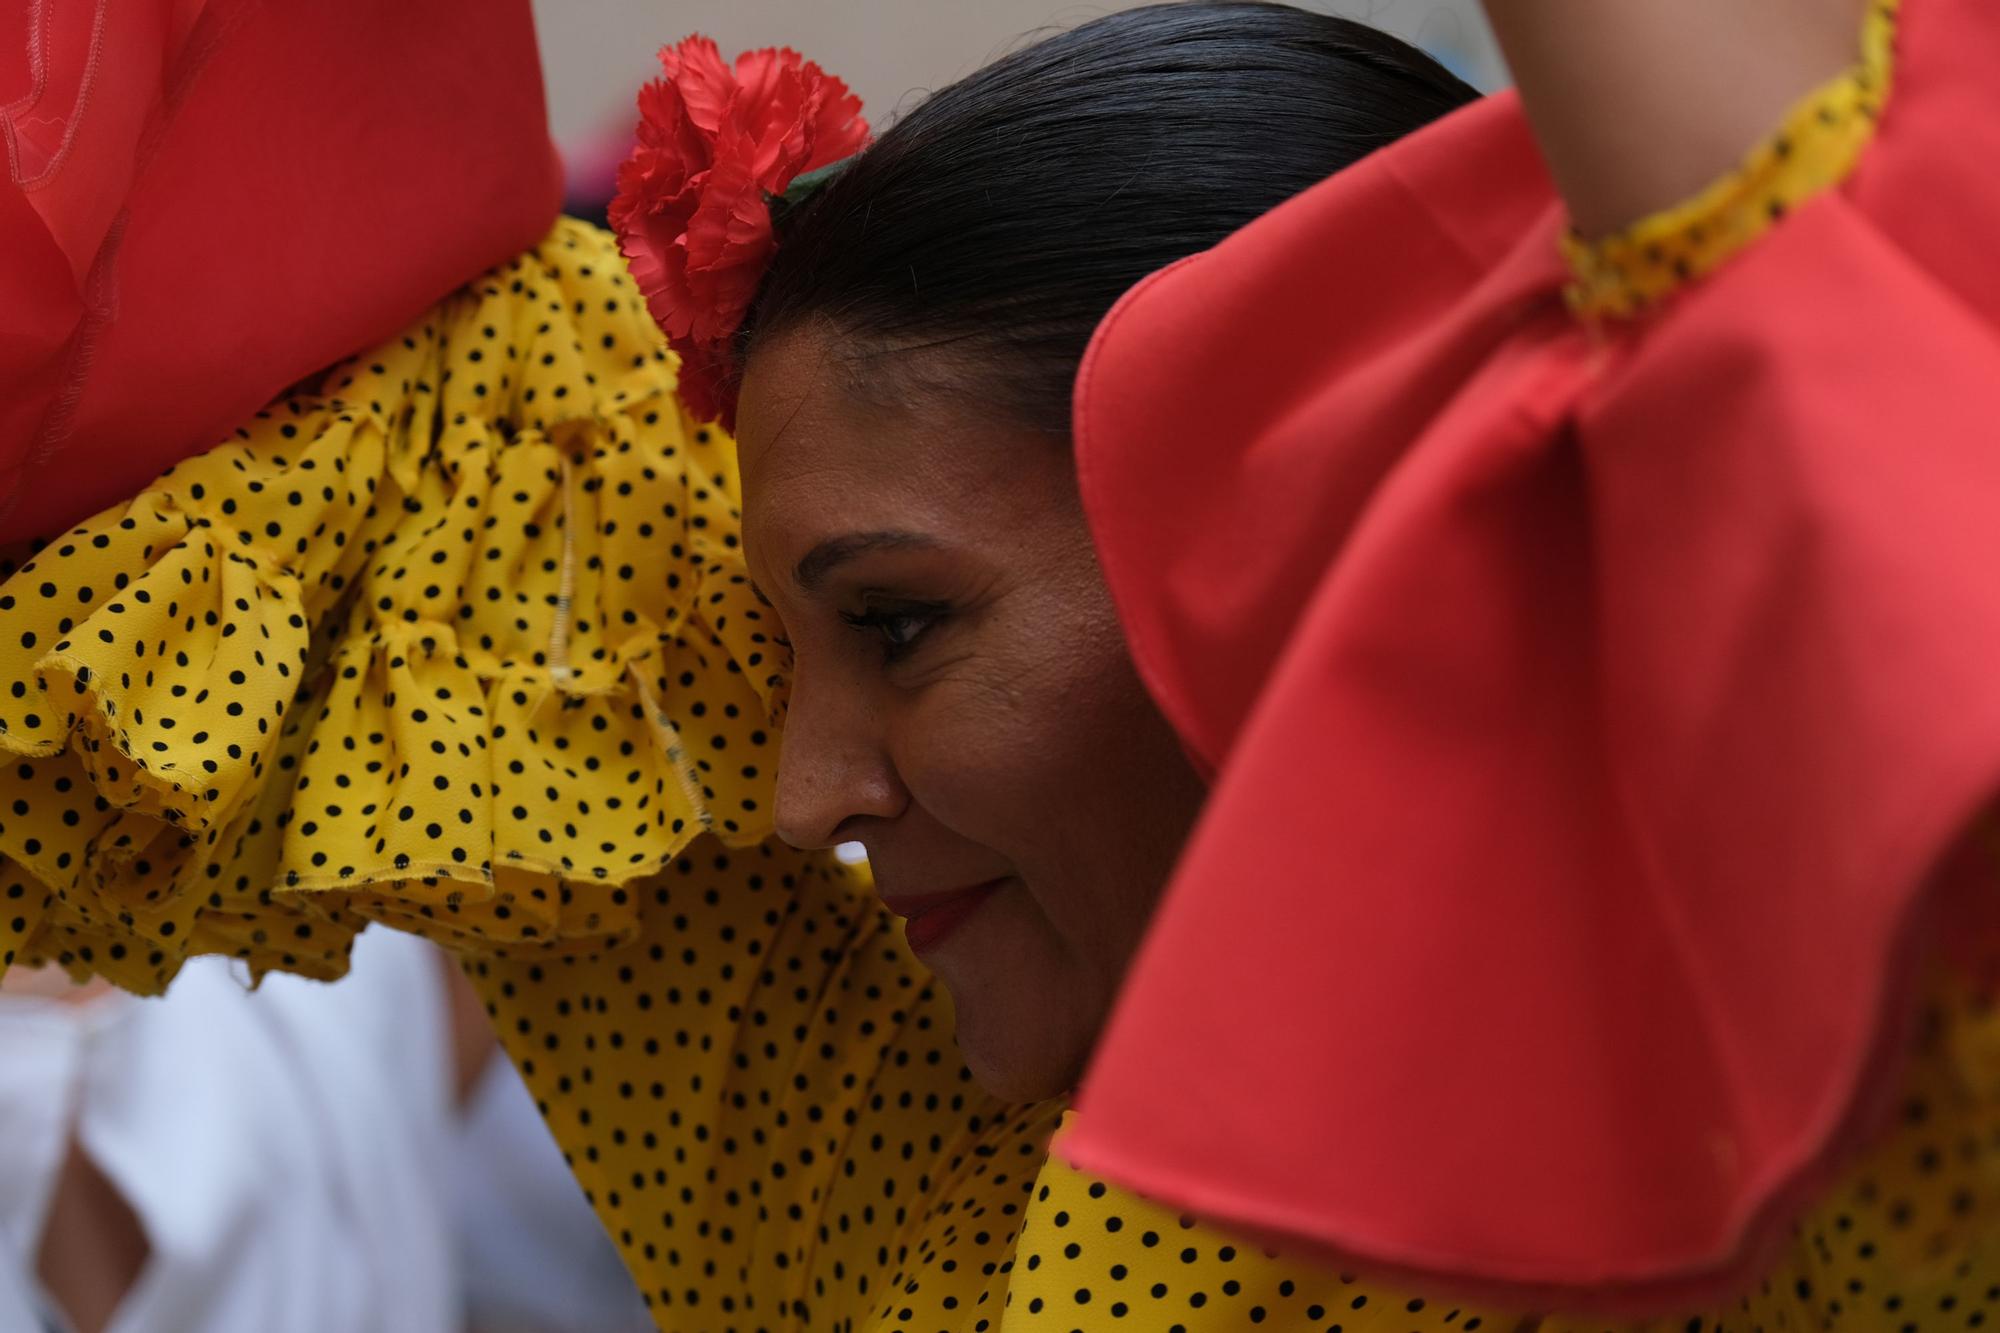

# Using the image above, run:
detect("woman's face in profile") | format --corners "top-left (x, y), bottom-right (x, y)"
top-left (736, 325), bottom-right (1208, 1102)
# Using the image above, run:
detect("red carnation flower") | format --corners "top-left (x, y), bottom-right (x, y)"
top-left (611, 37), bottom-right (869, 429)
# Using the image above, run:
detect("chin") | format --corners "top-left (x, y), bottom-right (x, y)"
top-left (945, 979), bottom-right (1092, 1104)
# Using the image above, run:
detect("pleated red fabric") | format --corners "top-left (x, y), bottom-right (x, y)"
top-left (1, 0), bottom-right (562, 541)
top-left (1067, 0), bottom-right (2000, 1309)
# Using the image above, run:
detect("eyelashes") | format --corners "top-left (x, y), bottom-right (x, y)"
top-left (840, 602), bottom-right (949, 664)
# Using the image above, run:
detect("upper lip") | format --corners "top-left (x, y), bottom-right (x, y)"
top-left (876, 876), bottom-right (1010, 919)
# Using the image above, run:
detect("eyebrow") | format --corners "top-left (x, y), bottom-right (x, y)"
top-left (794, 530), bottom-right (942, 593)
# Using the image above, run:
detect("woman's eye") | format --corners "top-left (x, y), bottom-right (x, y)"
top-left (841, 604), bottom-right (946, 662)
top-left (877, 614), bottom-right (929, 647)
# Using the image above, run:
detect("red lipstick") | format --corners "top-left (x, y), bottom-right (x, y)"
top-left (881, 878), bottom-right (1009, 954)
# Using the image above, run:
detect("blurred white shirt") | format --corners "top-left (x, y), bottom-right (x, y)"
top-left (0, 929), bottom-right (457, 1333)
top-left (452, 1060), bottom-right (654, 1333)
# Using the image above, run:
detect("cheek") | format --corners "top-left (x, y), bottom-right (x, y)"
top-left (889, 615), bottom-right (1188, 882)
top-left (889, 663), bottom-right (1066, 854)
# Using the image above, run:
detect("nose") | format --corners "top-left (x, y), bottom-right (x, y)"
top-left (772, 662), bottom-right (907, 849)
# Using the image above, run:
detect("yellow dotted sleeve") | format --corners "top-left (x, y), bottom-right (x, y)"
top-left (1005, 1132), bottom-right (1517, 1332)
top-left (463, 837), bottom-right (1066, 1329)
top-left (0, 219), bottom-right (786, 989)
top-left (1564, 0), bottom-right (1899, 319)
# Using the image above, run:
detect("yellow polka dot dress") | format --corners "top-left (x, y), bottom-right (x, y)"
top-left (7, 55), bottom-right (2000, 1327)
top-left (0, 218), bottom-right (785, 987)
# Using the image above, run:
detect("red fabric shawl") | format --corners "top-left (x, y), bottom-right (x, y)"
top-left (0, 0), bottom-right (562, 542)
top-left (1067, 0), bottom-right (2000, 1310)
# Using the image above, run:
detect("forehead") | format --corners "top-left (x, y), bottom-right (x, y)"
top-left (735, 328), bottom-right (1073, 569)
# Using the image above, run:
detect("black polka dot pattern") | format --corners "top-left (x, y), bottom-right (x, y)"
top-left (467, 838), bottom-right (1062, 1330)
top-left (5, 209), bottom-right (2000, 1331)
top-left (1004, 1155), bottom-right (1510, 1333)
top-left (0, 219), bottom-right (786, 988)
top-left (472, 872), bottom-right (2000, 1333)
top-left (1565, 0), bottom-right (1897, 317)
top-left (464, 833), bottom-right (1510, 1332)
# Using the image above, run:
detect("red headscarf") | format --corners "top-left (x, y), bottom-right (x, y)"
top-left (1066, 0), bottom-right (2000, 1309)
top-left (1, 0), bottom-right (562, 541)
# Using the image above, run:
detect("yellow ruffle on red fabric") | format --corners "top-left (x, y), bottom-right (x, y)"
top-left (0, 218), bottom-right (787, 992)
top-left (1065, 0), bottom-right (2000, 1307)
top-left (1563, 0), bottom-right (1901, 318)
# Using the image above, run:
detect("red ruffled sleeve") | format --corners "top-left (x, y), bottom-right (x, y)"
top-left (0, 0), bottom-right (562, 543)
top-left (1066, 0), bottom-right (2000, 1310)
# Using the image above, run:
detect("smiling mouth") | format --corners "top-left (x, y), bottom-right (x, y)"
top-left (882, 878), bottom-right (1011, 954)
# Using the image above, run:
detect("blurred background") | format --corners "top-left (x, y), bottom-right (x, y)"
top-left (533, 0), bottom-right (1506, 209)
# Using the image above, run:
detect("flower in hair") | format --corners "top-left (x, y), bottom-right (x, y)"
top-left (611, 36), bottom-right (870, 429)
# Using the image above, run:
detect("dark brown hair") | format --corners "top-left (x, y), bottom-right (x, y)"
top-left (740, 1), bottom-right (1478, 433)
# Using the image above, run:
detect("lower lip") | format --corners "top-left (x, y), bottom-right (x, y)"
top-left (900, 879), bottom-right (1007, 954)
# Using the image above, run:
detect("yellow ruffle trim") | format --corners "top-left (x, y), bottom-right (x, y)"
top-left (1564, 0), bottom-right (1899, 319)
top-left (0, 218), bottom-right (789, 993)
